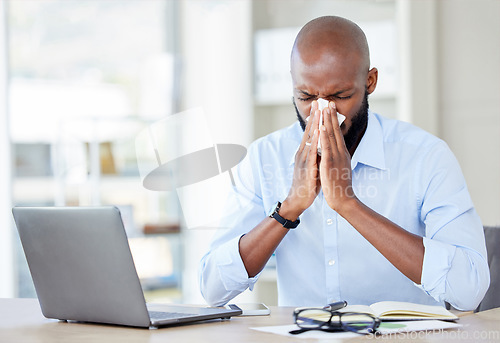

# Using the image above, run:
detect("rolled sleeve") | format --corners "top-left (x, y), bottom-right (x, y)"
top-left (418, 237), bottom-right (456, 299)
top-left (199, 235), bottom-right (260, 307)
top-left (419, 236), bottom-right (490, 310)
top-left (214, 235), bottom-right (259, 292)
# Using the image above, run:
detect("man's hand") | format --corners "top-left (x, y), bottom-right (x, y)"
top-left (318, 101), bottom-right (424, 284)
top-left (282, 101), bottom-right (321, 219)
top-left (319, 101), bottom-right (357, 213)
top-left (239, 102), bottom-right (322, 277)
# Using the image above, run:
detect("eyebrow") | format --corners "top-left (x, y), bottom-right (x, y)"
top-left (296, 90), bottom-right (314, 97)
top-left (296, 88), bottom-right (353, 97)
top-left (329, 89), bottom-right (353, 97)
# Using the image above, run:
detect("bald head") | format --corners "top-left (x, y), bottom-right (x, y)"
top-left (291, 16), bottom-right (370, 73)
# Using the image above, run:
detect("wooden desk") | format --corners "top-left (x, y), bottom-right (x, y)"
top-left (1, 298), bottom-right (499, 342)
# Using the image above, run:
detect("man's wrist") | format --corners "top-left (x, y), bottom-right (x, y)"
top-left (334, 196), bottom-right (361, 217)
top-left (279, 198), bottom-right (304, 222)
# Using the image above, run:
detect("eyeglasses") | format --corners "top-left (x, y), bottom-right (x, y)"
top-left (291, 307), bottom-right (381, 335)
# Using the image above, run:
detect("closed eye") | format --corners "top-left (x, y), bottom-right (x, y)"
top-left (336, 95), bottom-right (352, 100)
top-left (297, 96), bottom-right (314, 101)
top-left (295, 89), bottom-right (316, 102)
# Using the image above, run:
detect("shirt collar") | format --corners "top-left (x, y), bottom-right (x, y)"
top-left (351, 110), bottom-right (386, 171)
top-left (288, 111), bottom-right (386, 171)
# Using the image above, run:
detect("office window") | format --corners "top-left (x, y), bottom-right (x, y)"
top-left (8, 0), bottom-right (181, 298)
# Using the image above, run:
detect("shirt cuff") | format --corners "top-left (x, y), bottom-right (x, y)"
top-left (415, 237), bottom-right (457, 302)
top-left (215, 235), bottom-right (260, 292)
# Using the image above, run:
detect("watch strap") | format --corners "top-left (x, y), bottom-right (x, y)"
top-left (269, 201), bottom-right (300, 229)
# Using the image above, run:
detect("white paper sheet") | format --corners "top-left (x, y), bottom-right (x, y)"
top-left (250, 320), bottom-right (462, 340)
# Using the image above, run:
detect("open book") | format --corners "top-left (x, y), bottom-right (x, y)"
top-left (336, 301), bottom-right (458, 321)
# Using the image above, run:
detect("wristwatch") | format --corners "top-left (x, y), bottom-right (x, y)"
top-left (268, 201), bottom-right (300, 229)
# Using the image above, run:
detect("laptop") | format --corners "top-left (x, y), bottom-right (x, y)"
top-left (12, 206), bottom-right (241, 328)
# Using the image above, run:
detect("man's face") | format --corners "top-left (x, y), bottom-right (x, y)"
top-left (291, 52), bottom-right (372, 152)
top-left (294, 89), bottom-right (368, 153)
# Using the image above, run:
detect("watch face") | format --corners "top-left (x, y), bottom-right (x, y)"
top-left (268, 201), bottom-right (280, 217)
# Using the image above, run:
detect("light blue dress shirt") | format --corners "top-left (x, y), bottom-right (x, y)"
top-left (199, 111), bottom-right (490, 310)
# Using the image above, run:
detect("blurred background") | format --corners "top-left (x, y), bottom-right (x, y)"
top-left (0, 0), bottom-right (499, 306)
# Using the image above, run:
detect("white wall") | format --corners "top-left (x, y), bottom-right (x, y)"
top-left (437, 0), bottom-right (500, 225)
top-left (396, 0), bottom-right (439, 135)
top-left (0, 0), bottom-right (14, 297)
top-left (178, 0), bottom-right (253, 304)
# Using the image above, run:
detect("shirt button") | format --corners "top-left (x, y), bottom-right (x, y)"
top-left (328, 259), bottom-right (335, 266)
top-left (326, 218), bottom-right (333, 225)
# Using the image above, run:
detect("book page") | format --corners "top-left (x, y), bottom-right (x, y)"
top-left (370, 301), bottom-right (457, 319)
top-left (338, 304), bottom-right (376, 316)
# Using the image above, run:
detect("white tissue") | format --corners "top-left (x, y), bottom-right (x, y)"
top-left (307, 98), bottom-right (346, 155)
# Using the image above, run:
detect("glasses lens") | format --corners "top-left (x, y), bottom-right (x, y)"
top-left (340, 313), bottom-right (378, 334)
top-left (295, 309), bottom-right (332, 329)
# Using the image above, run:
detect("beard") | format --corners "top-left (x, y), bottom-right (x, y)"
top-left (294, 89), bottom-right (369, 153)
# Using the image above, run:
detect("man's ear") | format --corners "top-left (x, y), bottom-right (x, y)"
top-left (366, 67), bottom-right (378, 95)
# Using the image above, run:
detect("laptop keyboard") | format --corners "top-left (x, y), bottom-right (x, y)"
top-left (149, 311), bottom-right (197, 321)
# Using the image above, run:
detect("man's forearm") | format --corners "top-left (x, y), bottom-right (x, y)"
top-left (338, 198), bottom-right (425, 284)
top-left (238, 217), bottom-right (290, 277)
top-left (239, 200), bottom-right (301, 277)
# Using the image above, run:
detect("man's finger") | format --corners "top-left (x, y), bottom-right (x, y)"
top-left (299, 102), bottom-right (319, 150)
top-left (329, 102), bottom-right (346, 151)
top-left (307, 127), bottom-right (320, 163)
top-left (321, 106), bottom-right (338, 156)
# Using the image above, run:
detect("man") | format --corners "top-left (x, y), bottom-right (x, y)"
top-left (199, 16), bottom-right (489, 310)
